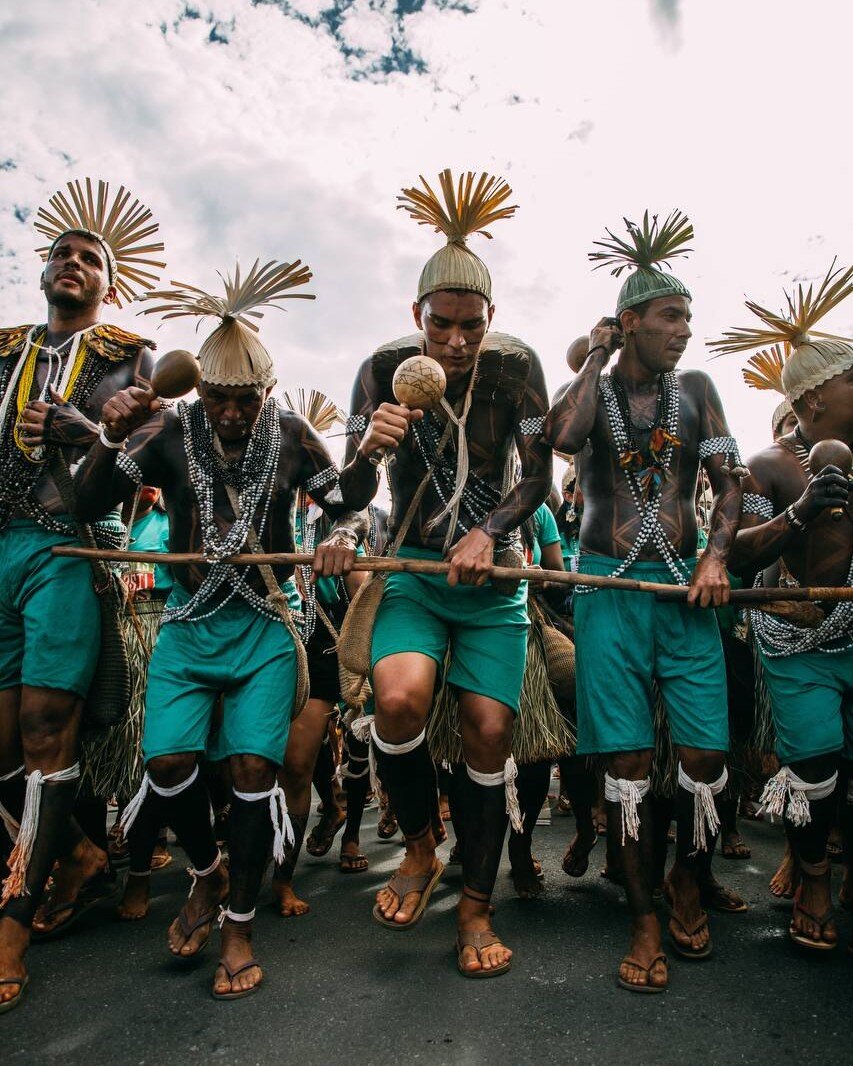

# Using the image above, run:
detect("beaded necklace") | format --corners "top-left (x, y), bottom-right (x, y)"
top-left (164, 396), bottom-right (284, 623)
top-left (595, 370), bottom-right (689, 583)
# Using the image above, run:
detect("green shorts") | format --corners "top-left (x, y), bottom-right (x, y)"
top-left (0, 519), bottom-right (102, 698)
top-left (142, 582), bottom-right (301, 766)
top-left (574, 555), bottom-right (728, 755)
top-left (758, 645), bottom-right (853, 763)
top-left (371, 547), bottom-right (529, 713)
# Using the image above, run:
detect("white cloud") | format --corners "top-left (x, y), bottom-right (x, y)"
top-left (0, 0), bottom-right (851, 463)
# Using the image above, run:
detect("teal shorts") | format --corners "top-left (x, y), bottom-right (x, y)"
top-left (371, 547), bottom-right (529, 713)
top-left (574, 555), bottom-right (728, 755)
top-left (0, 519), bottom-right (101, 698)
top-left (142, 582), bottom-right (301, 765)
top-left (758, 645), bottom-right (853, 763)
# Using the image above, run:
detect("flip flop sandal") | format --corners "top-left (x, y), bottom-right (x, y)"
top-left (372, 861), bottom-right (444, 930)
top-left (150, 850), bottom-right (173, 872)
top-left (0, 975), bottom-right (28, 1014)
top-left (212, 958), bottom-right (262, 1001)
top-left (171, 894), bottom-right (226, 960)
top-left (789, 890), bottom-right (837, 952)
top-left (306, 811), bottom-right (346, 857)
top-left (455, 930), bottom-right (511, 979)
top-left (617, 953), bottom-right (668, 994)
top-left (339, 851), bottom-right (369, 874)
top-left (31, 873), bottom-right (118, 943)
top-left (700, 882), bottom-right (749, 914)
top-left (376, 813), bottom-right (398, 840)
top-left (668, 910), bottom-right (713, 960)
top-left (561, 836), bottom-right (598, 878)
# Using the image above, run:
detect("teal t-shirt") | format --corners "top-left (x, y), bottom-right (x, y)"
top-left (530, 503), bottom-right (560, 566)
top-left (295, 509), bottom-right (365, 606)
top-left (129, 508), bottom-right (172, 593)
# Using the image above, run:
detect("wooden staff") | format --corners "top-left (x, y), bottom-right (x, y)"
top-left (50, 546), bottom-right (853, 603)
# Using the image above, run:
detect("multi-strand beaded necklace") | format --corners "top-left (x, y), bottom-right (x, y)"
top-left (594, 370), bottom-right (689, 584)
top-left (164, 396), bottom-right (284, 623)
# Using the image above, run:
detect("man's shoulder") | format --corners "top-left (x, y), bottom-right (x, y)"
top-left (87, 324), bottom-right (156, 363)
top-left (677, 367), bottom-right (714, 394)
top-left (476, 332), bottom-right (538, 402)
top-left (0, 324), bottom-right (39, 357)
top-left (370, 334), bottom-right (423, 382)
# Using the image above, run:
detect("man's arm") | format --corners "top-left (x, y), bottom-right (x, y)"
top-left (337, 357), bottom-right (420, 509)
top-left (543, 320), bottom-right (620, 455)
top-left (73, 386), bottom-right (165, 522)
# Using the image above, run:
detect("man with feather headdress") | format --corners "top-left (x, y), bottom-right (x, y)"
top-left (339, 170), bottom-right (552, 977)
top-left (544, 212), bottom-right (744, 993)
top-left (0, 179), bottom-right (163, 1013)
top-left (71, 260), bottom-right (371, 1000)
top-left (715, 263), bottom-right (853, 953)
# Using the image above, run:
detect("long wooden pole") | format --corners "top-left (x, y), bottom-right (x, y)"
top-left (50, 545), bottom-right (853, 603)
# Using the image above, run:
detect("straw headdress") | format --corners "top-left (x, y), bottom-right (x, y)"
top-left (708, 261), bottom-right (853, 401)
top-left (740, 343), bottom-right (794, 434)
top-left (397, 169), bottom-right (517, 303)
top-left (34, 178), bottom-right (165, 308)
top-left (141, 258), bottom-right (314, 388)
top-left (281, 388), bottom-right (343, 433)
top-left (589, 210), bottom-right (693, 315)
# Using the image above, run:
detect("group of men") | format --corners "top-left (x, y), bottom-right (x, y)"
top-left (0, 173), bottom-right (850, 1012)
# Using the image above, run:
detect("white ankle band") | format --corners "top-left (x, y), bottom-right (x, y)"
top-left (604, 773), bottom-right (650, 845)
top-left (370, 723), bottom-right (425, 756)
top-left (759, 767), bottom-right (837, 827)
top-left (189, 852), bottom-right (222, 882)
top-left (677, 763), bottom-right (728, 853)
top-left (218, 907), bottom-right (255, 926)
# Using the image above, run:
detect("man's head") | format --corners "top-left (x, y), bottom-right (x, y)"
top-left (619, 294), bottom-right (691, 374)
top-left (412, 289), bottom-right (494, 386)
top-left (199, 380), bottom-right (272, 442)
top-left (791, 366), bottom-right (853, 444)
top-left (40, 232), bottom-right (117, 313)
top-left (772, 400), bottom-right (797, 440)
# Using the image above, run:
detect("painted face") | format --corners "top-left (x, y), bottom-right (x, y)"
top-left (200, 382), bottom-right (268, 442)
top-left (413, 290), bottom-right (494, 386)
top-left (41, 233), bottom-right (115, 310)
top-left (623, 295), bottom-right (692, 374)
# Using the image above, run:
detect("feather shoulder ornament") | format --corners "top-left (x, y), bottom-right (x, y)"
top-left (397, 169), bottom-right (518, 302)
top-left (707, 261), bottom-right (853, 400)
top-left (281, 388), bottom-right (343, 434)
top-left (589, 210), bottom-right (693, 315)
top-left (34, 178), bottom-right (165, 308)
top-left (141, 258), bottom-right (315, 388)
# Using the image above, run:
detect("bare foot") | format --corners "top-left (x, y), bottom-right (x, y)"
top-left (791, 867), bottom-right (838, 948)
top-left (375, 839), bottom-right (438, 924)
top-left (592, 805), bottom-right (607, 835)
top-left (618, 913), bottom-right (668, 991)
top-left (272, 878), bottom-right (310, 917)
top-left (167, 862), bottom-right (228, 957)
top-left (456, 894), bottom-right (512, 974)
top-left (769, 842), bottom-right (799, 899)
top-left (665, 864), bottom-right (711, 956)
top-left (117, 873), bottom-right (150, 921)
top-left (32, 837), bottom-right (110, 935)
top-left (0, 916), bottom-right (28, 1007)
top-left (213, 920), bottom-right (262, 998)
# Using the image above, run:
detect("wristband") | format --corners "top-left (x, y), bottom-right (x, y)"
top-left (784, 503), bottom-right (807, 532)
top-left (98, 424), bottom-right (127, 451)
top-left (329, 527), bottom-right (359, 547)
top-left (586, 344), bottom-right (608, 359)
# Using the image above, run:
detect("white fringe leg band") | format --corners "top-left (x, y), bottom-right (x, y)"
top-left (677, 763), bottom-right (728, 853)
top-left (466, 757), bottom-right (525, 835)
top-left (604, 773), bottom-right (650, 845)
top-left (350, 714), bottom-right (381, 796)
top-left (370, 723), bottom-right (426, 756)
top-left (233, 784), bottom-right (294, 866)
top-left (1, 763), bottom-right (80, 902)
top-left (758, 767), bottom-right (838, 828)
top-left (0, 764), bottom-right (24, 841)
top-left (120, 764), bottom-right (201, 837)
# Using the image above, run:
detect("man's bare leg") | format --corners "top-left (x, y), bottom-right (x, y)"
top-left (274, 697), bottom-right (335, 916)
top-left (606, 751), bottom-right (667, 990)
top-left (372, 653), bottom-right (441, 924)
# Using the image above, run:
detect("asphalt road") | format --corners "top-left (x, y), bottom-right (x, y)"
top-left (4, 808), bottom-right (851, 1066)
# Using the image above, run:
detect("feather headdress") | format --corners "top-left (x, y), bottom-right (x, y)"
top-left (281, 388), bottom-right (343, 434)
top-left (141, 258), bottom-right (314, 388)
top-left (589, 210), bottom-right (693, 315)
top-left (397, 169), bottom-right (517, 302)
top-left (707, 261), bottom-right (853, 400)
top-left (34, 178), bottom-right (165, 307)
top-left (741, 343), bottom-right (793, 435)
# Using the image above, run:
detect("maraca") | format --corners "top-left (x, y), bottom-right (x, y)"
top-left (392, 354), bottom-right (447, 410)
top-left (808, 439), bottom-right (853, 521)
top-left (149, 349), bottom-right (200, 399)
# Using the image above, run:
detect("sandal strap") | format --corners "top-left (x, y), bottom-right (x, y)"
top-left (219, 958), bottom-right (261, 981)
top-left (670, 910), bottom-right (709, 937)
top-left (0, 977), bottom-right (25, 987)
top-left (457, 929), bottom-right (501, 951)
top-left (178, 904), bottom-right (219, 937)
top-left (792, 893), bottom-right (834, 929)
top-left (386, 869), bottom-right (433, 900)
top-left (622, 953), bottom-right (667, 974)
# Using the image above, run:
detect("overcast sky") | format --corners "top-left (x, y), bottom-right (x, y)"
top-left (1, 0), bottom-right (850, 465)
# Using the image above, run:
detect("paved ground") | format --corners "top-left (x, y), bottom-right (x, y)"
top-left (4, 808), bottom-right (851, 1066)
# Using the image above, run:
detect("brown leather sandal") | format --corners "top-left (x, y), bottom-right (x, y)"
top-left (372, 860), bottom-right (444, 930)
top-left (456, 930), bottom-right (512, 979)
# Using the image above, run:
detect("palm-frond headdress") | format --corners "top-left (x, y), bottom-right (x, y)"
top-left (707, 261), bottom-right (853, 400)
top-left (281, 388), bottom-right (343, 433)
top-left (34, 178), bottom-right (165, 307)
top-left (141, 258), bottom-right (314, 387)
top-left (740, 343), bottom-right (794, 434)
top-left (589, 210), bottom-right (693, 314)
top-left (397, 169), bottom-right (517, 302)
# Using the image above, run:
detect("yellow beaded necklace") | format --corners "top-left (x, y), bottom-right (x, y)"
top-left (13, 329), bottom-right (88, 460)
